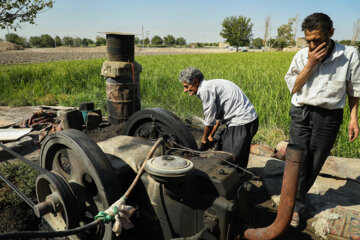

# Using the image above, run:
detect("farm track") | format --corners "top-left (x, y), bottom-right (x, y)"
top-left (0, 47), bottom-right (233, 65)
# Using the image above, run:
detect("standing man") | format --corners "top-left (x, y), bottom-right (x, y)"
top-left (285, 13), bottom-right (360, 227)
top-left (179, 67), bottom-right (258, 168)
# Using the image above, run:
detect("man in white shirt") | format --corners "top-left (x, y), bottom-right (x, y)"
top-left (179, 67), bottom-right (258, 168)
top-left (285, 13), bottom-right (360, 227)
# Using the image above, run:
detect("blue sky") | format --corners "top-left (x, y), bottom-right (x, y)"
top-left (1, 0), bottom-right (359, 43)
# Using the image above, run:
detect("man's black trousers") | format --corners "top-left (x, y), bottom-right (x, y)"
top-left (217, 118), bottom-right (259, 168)
top-left (289, 105), bottom-right (343, 215)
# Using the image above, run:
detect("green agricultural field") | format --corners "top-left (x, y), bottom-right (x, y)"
top-left (0, 52), bottom-right (359, 158)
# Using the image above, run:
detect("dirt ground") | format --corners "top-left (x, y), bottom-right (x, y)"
top-left (0, 46), bottom-right (233, 65)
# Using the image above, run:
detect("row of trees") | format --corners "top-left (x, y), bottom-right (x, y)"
top-left (5, 31), bottom-right (358, 50)
top-left (3, 33), bottom-right (106, 48)
top-left (3, 33), bottom-right (213, 48)
top-left (3, 28), bottom-right (359, 51)
top-left (135, 35), bottom-right (187, 47)
top-left (337, 40), bottom-right (360, 48)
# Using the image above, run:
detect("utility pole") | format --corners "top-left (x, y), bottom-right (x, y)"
top-left (293, 14), bottom-right (299, 45)
top-left (351, 18), bottom-right (360, 46)
top-left (264, 15), bottom-right (271, 51)
top-left (146, 30), bottom-right (149, 47)
top-left (142, 25), bottom-right (144, 48)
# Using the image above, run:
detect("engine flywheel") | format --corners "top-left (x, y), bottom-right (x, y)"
top-left (40, 129), bottom-right (123, 240)
top-left (123, 108), bottom-right (198, 150)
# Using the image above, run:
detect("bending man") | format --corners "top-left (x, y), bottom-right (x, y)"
top-left (179, 67), bottom-right (258, 168)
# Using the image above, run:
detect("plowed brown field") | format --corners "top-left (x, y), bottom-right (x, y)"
top-left (0, 46), bottom-right (231, 65)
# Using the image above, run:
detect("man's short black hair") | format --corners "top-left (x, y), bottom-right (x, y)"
top-left (301, 13), bottom-right (333, 33)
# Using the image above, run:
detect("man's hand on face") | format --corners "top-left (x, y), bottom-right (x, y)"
top-left (348, 119), bottom-right (359, 142)
top-left (308, 42), bottom-right (329, 66)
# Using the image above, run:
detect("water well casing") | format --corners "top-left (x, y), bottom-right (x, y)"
top-left (101, 33), bottom-right (142, 125)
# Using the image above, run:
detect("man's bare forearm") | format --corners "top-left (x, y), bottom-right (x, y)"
top-left (209, 120), bottom-right (220, 141)
top-left (348, 96), bottom-right (359, 142)
top-left (349, 96), bottom-right (359, 121)
top-left (202, 126), bottom-right (213, 143)
top-left (292, 63), bottom-right (316, 94)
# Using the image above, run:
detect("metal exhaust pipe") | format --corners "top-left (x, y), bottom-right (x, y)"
top-left (243, 144), bottom-right (304, 240)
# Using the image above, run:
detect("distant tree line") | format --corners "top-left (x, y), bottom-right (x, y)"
top-left (1, 32), bottom-right (358, 51)
top-left (1, 33), bottom-right (219, 49)
top-left (192, 42), bottom-right (219, 48)
top-left (135, 35), bottom-right (187, 47)
top-left (2, 33), bottom-right (107, 48)
top-left (135, 35), bottom-right (218, 48)
top-left (336, 40), bottom-right (360, 48)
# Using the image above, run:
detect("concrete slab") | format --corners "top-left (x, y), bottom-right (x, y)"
top-left (0, 106), bottom-right (40, 127)
top-left (0, 128), bottom-right (32, 141)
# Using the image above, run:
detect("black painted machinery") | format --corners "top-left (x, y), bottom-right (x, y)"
top-left (34, 108), bottom-right (247, 240)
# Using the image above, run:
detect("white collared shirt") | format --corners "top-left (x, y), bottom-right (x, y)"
top-left (196, 79), bottom-right (257, 127)
top-left (285, 42), bottom-right (360, 109)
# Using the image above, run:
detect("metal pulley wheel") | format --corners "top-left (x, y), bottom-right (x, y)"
top-left (123, 108), bottom-right (198, 150)
top-left (35, 172), bottom-right (79, 230)
top-left (40, 129), bottom-right (123, 240)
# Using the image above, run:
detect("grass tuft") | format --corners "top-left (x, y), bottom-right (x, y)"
top-left (0, 161), bottom-right (38, 208)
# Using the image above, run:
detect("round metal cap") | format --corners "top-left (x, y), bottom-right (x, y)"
top-left (145, 155), bottom-right (194, 177)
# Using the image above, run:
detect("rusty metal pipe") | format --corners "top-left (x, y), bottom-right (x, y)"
top-left (243, 144), bottom-right (304, 240)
